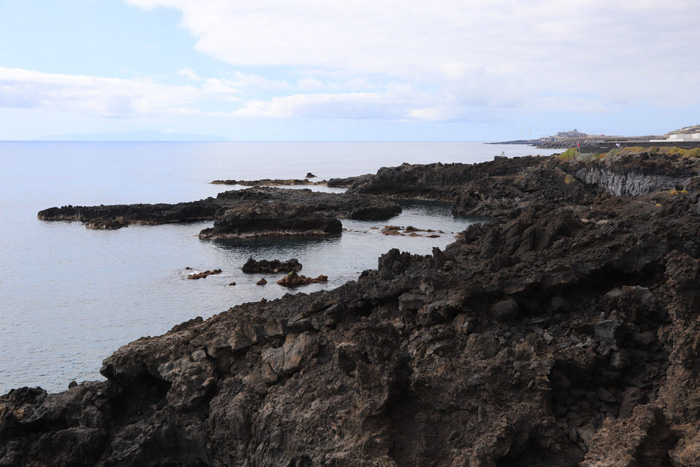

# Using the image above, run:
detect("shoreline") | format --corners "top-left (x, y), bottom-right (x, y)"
top-left (4, 148), bottom-right (700, 465)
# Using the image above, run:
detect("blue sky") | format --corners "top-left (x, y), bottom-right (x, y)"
top-left (0, 0), bottom-right (698, 141)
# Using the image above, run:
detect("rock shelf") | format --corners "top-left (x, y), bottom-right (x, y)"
top-left (38, 187), bottom-right (402, 236)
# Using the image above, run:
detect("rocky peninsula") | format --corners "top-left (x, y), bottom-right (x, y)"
top-left (5, 148), bottom-right (700, 465)
top-left (38, 187), bottom-right (402, 238)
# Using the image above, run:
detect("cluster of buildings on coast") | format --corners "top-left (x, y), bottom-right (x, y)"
top-left (499, 125), bottom-right (700, 150)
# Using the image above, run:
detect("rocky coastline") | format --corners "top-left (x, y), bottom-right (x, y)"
top-left (37, 187), bottom-right (402, 237)
top-left (5, 150), bottom-right (700, 465)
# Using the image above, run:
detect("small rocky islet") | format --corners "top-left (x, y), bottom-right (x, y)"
top-left (5, 149), bottom-right (700, 465)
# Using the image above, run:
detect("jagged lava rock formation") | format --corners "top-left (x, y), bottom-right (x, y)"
top-left (241, 258), bottom-right (303, 274)
top-left (37, 187), bottom-right (402, 237)
top-left (6, 150), bottom-right (700, 466)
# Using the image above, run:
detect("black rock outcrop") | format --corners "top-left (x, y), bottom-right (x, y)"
top-left (241, 258), bottom-right (302, 274)
top-left (9, 150), bottom-right (700, 466)
top-left (38, 199), bottom-right (223, 226)
top-left (199, 202), bottom-right (342, 239)
top-left (37, 187), bottom-right (402, 235)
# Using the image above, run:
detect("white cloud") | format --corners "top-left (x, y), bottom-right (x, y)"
top-left (229, 85), bottom-right (457, 121)
top-left (0, 67), bottom-right (247, 116)
top-left (178, 67), bottom-right (202, 81)
top-left (7, 0), bottom-right (700, 128)
top-left (296, 78), bottom-right (326, 92)
top-left (126, 0), bottom-right (700, 114)
top-left (0, 67), bottom-right (204, 116)
top-left (231, 92), bottom-right (388, 119)
top-left (225, 71), bottom-right (291, 91)
top-left (201, 78), bottom-right (241, 100)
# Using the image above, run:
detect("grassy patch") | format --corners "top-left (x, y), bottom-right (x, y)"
top-left (603, 146), bottom-right (700, 159)
top-left (557, 147), bottom-right (578, 160)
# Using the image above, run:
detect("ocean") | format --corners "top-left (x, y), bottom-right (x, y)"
top-left (0, 141), bottom-right (559, 394)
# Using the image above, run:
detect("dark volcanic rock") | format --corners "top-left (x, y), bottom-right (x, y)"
top-left (241, 258), bottom-right (302, 274)
top-left (211, 178), bottom-right (324, 186)
top-left (199, 202), bottom-right (342, 239)
top-left (86, 219), bottom-right (129, 230)
top-left (349, 158), bottom-right (545, 199)
top-left (214, 187), bottom-right (402, 221)
top-left (38, 187), bottom-right (402, 234)
top-left (566, 149), bottom-right (700, 198)
top-left (349, 158), bottom-right (594, 219)
top-left (11, 152), bottom-right (700, 466)
top-left (38, 199), bottom-right (223, 230)
top-left (326, 174), bottom-right (374, 188)
top-left (187, 269), bottom-right (222, 280)
top-left (276, 271), bottom-right (328, 287)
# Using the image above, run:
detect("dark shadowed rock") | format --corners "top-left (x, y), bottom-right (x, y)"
top-left (198, 202), bottom-right (343, 239)
top-left (39, 187), bottom-right (401, 235)
top-left (241, 258), bottom-right (302, 274)
top-left (491, 298), bottom-right (520, 321)
top-left (211, 178), bottom-right (324, 186)
top-left (38, 199), bottom-right (223, 229)
top-left (326, 174), bottom-right (374, 188)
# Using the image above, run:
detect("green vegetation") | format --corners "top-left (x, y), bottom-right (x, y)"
top-left (557, 147), bottom-right (578, 160)
top-left (663, 147), bottom-right (700, 157)
top-left (555, 146), bottom-right (700, 163)
top-left (598, 146), bottom-right (700, 160)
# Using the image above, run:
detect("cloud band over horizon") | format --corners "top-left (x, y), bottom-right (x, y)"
top-left (0, 0), bottom-right (699, 140)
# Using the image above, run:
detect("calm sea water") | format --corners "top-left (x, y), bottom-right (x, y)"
top-left (0, 142), bottom-right (559, 393)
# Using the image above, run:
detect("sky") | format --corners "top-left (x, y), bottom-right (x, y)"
top-left (0, 0), bottom-right (698, 141)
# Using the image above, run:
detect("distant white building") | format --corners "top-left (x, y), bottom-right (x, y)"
top-left (650, 133), bottom-right (700, 142)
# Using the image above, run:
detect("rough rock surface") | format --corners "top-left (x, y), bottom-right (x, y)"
top-left (199, 202), bottom-right (343, 239)
top-left (187, 269), bottom-right (222, 280)
top-left (327, 174), bottom-right (374, 187)
top-left (38, 187), bottom-right (402, 232)
top-left (38, 199), bottom-right (223, 227)
top-left (241, 258), bottom-right (302, 274)
top-left (276, 271), bottom-right (328, 287)
top-left (348, 157), bottom-right (593, 219)
top-left (214, 187), bottom-right (402, 221)
top-left (9, 151), bottom-right (700, 466)
top-left (568, 151), bottom-right (700, 198)
top-left (211, 178), bottom-right (325, 186)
